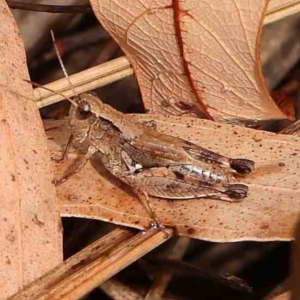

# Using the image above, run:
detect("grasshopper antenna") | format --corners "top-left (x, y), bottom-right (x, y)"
top-left (50, 30), bottom-right (78, 99)
top-left (25, 30), bottom-right (80, 108)
top-left (24, 79), bottom-right (78, 107)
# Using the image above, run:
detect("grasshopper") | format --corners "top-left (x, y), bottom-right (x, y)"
top-left (54, 92), bottom-right (253, 199)
top-left (51, 94), bottom-right (252, 231)
top-left (67, 93), bottom-right (253, 195)
top-left (42, 31), bottom-right (255, 232)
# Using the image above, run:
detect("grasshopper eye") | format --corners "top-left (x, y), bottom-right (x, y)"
top-left (77, 101), bottom-right (92, 120)
top-left (82, 103), bottom-right (90, 112)
top-left (78, 108), bottom-right (92, 120)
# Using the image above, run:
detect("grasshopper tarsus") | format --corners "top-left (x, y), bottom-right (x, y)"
top-left (51, 156), bottom-right (67, 163)
top-left (229, 159), bottom-right (254, 174)
top-left (150, 221), bottom-right (169, 238)
top-left (52, 178), bottom-right (66, 186)
top-left (52, 133), bottom-right (74, 163)
top-left (136, 191), bottom-right (170, 238)
top-left (224, 184), bottom-right (248, 200)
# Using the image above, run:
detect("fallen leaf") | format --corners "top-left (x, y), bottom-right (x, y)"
top-left (272, 291), bottom-right (291, 300)
top-left (46, 116), bottom-right (300, 242)
top-left (90, 0), bottom-right (288, 123)
top-left (271, 90), bottom-right (295, 120)
top-left (0, 2), bottom-right (62, 298)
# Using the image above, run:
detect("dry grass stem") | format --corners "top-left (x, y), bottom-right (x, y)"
top-left (145, 237), bottom-right (190, 300)
top-left (9, 228), bottom-right (134, 300)
top-left (280, 120), bottom-right (300, 136)
top-left (266, 0), bottom-right (300, 24)
top-left (9, 227), bottom-right (173, 300)
top-left (100, 278), bottom-right (145, 300)
top-left (34, 56), bottom-right (133, 108)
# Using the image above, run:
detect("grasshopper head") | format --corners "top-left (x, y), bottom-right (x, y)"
top-left (77, 92), bottom-right (105, 116)
top-left (68, 92), bottom-right (99, 143)
top-left (68, 92), bottom-right (119, 143)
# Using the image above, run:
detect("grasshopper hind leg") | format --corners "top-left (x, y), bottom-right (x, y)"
top-left (101, 151), bottom-right (169, 237)
top-left (224, 184), bottom-right (248, 200)
top-left (133, 168), bottom-right (250, 203)
top-left (229, 159), bottom-right (254, 174)
top-left (186, 183), bottom-right (249, 202)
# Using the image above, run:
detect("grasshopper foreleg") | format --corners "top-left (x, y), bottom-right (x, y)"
top-left (132, 167), bottom-right (249, 202)
top-left (52, 145), bottom-right (98, 185)
top-left (52, 133), bottom-right (74, 162)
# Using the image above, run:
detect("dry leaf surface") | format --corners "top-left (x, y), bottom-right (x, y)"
top-left (90, 0), bottom-right (287, 123)
top-left (0, 2), bottom-right (62, 298)
top-left (272, 291), bottom-right (291, 300)
top-left (46, 115), bottom-right (300, 242)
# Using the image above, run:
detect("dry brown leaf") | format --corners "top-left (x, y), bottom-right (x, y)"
top-left (271, 90), bottom-right (295, 120)
top-left (46, 115), bottom-right (300, 242)
top-left (0, 2), bottom-right (62, 298)
top-left (272, 291), bottom-right (291, 300)
top-left (90, 0), bottom-right (287, 123)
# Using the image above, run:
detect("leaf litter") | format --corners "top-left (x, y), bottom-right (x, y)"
top-left (0, 2), bottom-right (62, 298)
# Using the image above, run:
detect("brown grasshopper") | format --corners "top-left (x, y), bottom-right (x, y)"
top-left (51, 94), bottom-right (253, 231)
top-left (42, 30), bottom-right (255, 231)
top-left (66, 93), bottom-right (254, 195)
top-left (55, 93), bottom-right (253, 196)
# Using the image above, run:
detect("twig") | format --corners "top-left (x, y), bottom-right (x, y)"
top-left (100, 278), bottom-right (181, 300)
top-left (266, 0), bottom-right (300, 24)
top-left (7, 1), bottom-right (92, 13)
top-left (9, 227), bottom-right (173, 300)
top-left (141, 259), bottom-right (252, 293)
top-left (280, 120), bottom-right (300, 136)
top-left (33, 56), bottom-right (133, 108)
top-left (145, 237), bottom-right (190, 300)
top-left (100, 279), bottom-right (145, 300)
